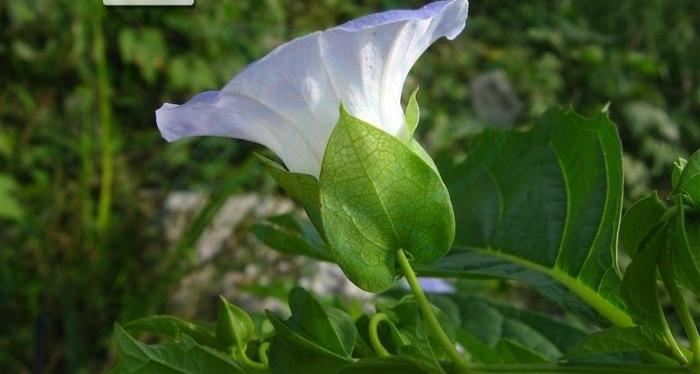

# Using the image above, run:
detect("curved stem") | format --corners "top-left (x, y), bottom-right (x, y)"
top-left (235, 345), bottom-right (267, 370)
top-left (396, 249), bottom-right (469, 372)
top-left (660, 247), bottom-right (700, 373)
top-left (369, 313), bottom-right (391, 357)
top-left (258, 342), bottom-right (270, 367)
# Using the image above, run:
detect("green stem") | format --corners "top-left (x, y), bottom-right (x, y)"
top-left (396, 249), bottom-right (469, 372)
top-left (369, 313), bottom-right (391, 357)
top-left (258, 342), bottom-right (270, 367)
top-left (660, 247), bottom-right (700, 372)
top-left (235, 345), bottom-right (267, 371)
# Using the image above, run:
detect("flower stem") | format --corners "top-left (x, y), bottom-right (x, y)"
top-left (369, 313), bottom-right (391, 357)
top-left (396, 248), bottom-right (469, 372)
top-left (659, 248), bottom-right (700, 373)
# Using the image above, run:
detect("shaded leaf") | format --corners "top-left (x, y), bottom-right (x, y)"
top-left (566, 327), bottom-right (668, 358)
top-left (620, 225), bottom-right (676, 357)
top-left (124, 316), bottom-right (217, 348)
top-left (667, 200), bottom-right (700, 296)
top-left (257, 154), bottom-right (324, 234)
top-left (451, 295), bottom-right (587, 363)
top-left (337, 357), bottom-right (429, 374)
top-left (111, 324), bottom-right (245, 374)
top-left (620, 192), bottom-right (666, 257)
top-left (252, 213), bottom-right (333, 262)
top-left (267, 288), bottom-right (355, 374)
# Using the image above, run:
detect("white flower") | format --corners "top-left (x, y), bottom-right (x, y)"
top-left (156, 0), bottom-right (469, 177)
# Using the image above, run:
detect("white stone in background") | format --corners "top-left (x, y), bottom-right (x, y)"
top-left (163, 191), bottom-right (294, 263)
top-left (163, 191), bottom-right (206, 243)
top-left (470, 70), bottom-right (521, 127)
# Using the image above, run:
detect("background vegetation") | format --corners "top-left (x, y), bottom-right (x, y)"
top-left (2, 0), bottom-right (698, 372)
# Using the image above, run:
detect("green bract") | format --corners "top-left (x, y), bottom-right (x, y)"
top-left (319, 107), bottom-right (455, 292)
top-left (216, 295), bottom-right (255, 350)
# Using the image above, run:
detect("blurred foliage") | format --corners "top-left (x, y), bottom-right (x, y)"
top-left (1, 0), bottom-right (698, 372)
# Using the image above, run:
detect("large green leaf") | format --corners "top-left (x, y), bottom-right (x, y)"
top-left (319, 108), bottom-right (454, 292)
top-left (420, 108), bottom-right (633, 327)
top-left (111, 324), bottom-right (246, 374)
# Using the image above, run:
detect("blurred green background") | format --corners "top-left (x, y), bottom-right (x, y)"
top-left (2, 0), bottom-right (699, 372)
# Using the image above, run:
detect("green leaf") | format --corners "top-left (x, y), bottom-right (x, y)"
top-left (493, 339), bottom-right (550, 363)
top-left (667, 200), bottom-right (700, 296)
top-left (451, 295), bottom-right (587, 363)
top-left (257, 153), bottom-right (324, 235)
top-left (620, 192), bottom-right (666, 257)
top-left (286, 287), bottom-right (356, 357)
top-left (566, 327), bottom-right (668, 358)
top-left (404, 88), bottom-right (420, 136)
top-left (124, 315), bottom-right (217, 348)
top-left (319, 107), bottom-right (454, 292)
top-left (111, 324), bottom-right (246, 374)
top-left (267, 288), bottom-right (355, 374)
top-left (674, 149), bottom-right (700, 206)
top-left (337, 357), bottom-right (429, 374)
top-left (216, 295), bottom-right (255, 350)
top-left (252, 213), bottom-right (333, 262)
top-left (620, 224), bottom-right (677, 357)
top-left (420, 108), bottom-right (633, 327)
top-left (381, 296), bottom-right (454, 374)
top-left (267, 313), bottom-right (352, 374)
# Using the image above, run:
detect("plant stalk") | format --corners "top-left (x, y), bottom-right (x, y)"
top-left (396, 248), bottom-right (469, 372)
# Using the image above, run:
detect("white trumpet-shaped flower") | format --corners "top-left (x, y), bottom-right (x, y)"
top-left (156, 0), bottom-right (469, 177)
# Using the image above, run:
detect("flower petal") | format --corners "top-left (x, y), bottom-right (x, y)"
top-left (156, 0), bottom-right (469, 177)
